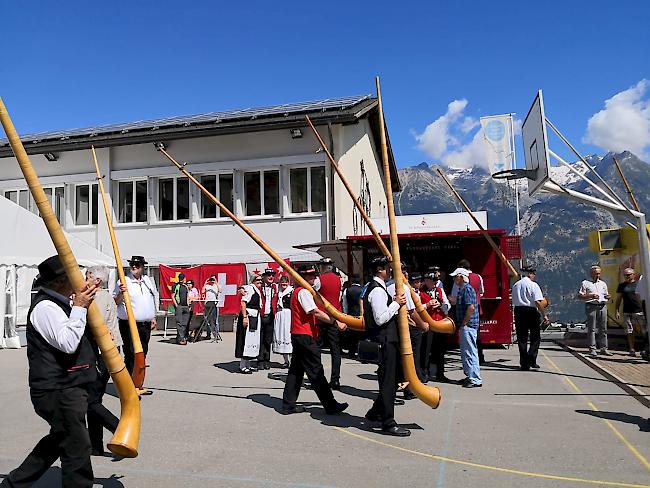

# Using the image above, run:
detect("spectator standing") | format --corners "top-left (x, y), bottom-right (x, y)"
top-left (578, 265), bottom-right (612, 357)
top-left (511, 266), bottom-right (548, 370)
top-left (85, 266), bottom-right (121, 456)
top-left (451, 259), bottom-right (485, 364)
top-left (171, 273), bottom-right (190, 345)
top-left (113, 255), bottom-right (159, 370)
top-left (187, 280), bottom-right (199, 338)
top-left (451, 267), bottom-right (482, 388)
top-left (615, 268), bottom-right (646, 356)
top-left (202, 275), bottom-right (222, 341)
top-left (273, 275), bottom-right (294, 367)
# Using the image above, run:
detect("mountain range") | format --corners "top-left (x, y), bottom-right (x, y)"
top-left (394, 151), bottom-right (650, 321)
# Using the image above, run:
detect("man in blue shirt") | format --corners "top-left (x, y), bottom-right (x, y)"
top-left (451, 267), bottom-right (482, 388)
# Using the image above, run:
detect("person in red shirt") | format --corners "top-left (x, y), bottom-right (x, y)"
top-left (314, 257), bottom-right (344, 390)
top-left (281, 265), bottom-right (348, 416)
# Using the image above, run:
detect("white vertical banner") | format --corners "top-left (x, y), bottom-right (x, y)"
top-left (480, 114), bottom-right (514, 174)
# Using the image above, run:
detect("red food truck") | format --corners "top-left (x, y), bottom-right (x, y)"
top-left (343, 228), bottom-right (519, 345)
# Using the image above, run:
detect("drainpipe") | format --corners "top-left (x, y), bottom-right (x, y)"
top-left (327, 122), bottom-right (336, 241)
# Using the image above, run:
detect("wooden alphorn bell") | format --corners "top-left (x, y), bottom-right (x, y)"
top-left (153, 144), bottom-right (364, 331)
top-left (91, 146), bottom-right (148, 393)
top-left (0, 98), bottom-right (141, 457)
top-left (304, 115), bottom-right (455, 335)
top-left (375, 76), bottom-right (441, 409)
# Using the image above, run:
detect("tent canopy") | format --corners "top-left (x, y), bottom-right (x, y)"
top-left (0, 196), bottom-right (114, 267)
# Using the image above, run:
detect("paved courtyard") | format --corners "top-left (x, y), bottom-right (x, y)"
top-left (1, 331), bottom-right (649, 488)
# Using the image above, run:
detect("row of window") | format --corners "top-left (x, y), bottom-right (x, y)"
top-left (3, 166), bottom-right (326, 226)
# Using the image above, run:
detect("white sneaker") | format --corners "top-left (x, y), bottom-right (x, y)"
top-left (588, 350), bottom-right (598, 358)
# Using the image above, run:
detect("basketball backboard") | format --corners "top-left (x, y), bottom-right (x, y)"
top-left (522, 90), bottom-right (550, 196)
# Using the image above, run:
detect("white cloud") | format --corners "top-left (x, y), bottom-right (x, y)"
top-left (584, 79), bottom-right (650, 159)
top-left (414, 99), bottom-right (490, 168)
top-left (414, 99), bottom-right (468, 159)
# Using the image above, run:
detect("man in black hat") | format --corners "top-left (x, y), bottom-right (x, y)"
top-left (511, 266), bottom-right (548, 370)
top-left (281, 264), bottom-right (348, 416)
top-left (113, 255), bottom-right (159, 372)
top-left (257, 268), bottom-right (278, 369)
top-left (363, 256), bottom-right (411, 436)
top-left (2, 256), bottom-right (98, 487)
top-left (314, 257), bottom-right (343, 389)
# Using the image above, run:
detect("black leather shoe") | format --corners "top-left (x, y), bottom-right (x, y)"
top-left (435, 375), bottom-right (452, 383)
top-left (394, 398), bottom-right (405, 406)
top-left (330, 379), bottom-right (341, 390)
top-left (264, 362), bottom-right (271, 370)
top-left (462, 382), bottom-right (482, 388)
top-left (365, 411), bottom-right (381, 422)
top-left (281, 405), bottom-right (306, 415)
top-left (383, 425), bottom-right (411, 437)
top-left (325, 402), bottom-right (348, 415)
top-left (530, 363), bottom-right (541, 369)
top-left (91, 448), bottom-right (106, 456)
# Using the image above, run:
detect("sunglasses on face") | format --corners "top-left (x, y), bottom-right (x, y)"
top-left (624, 274), bottom-right (634, 277)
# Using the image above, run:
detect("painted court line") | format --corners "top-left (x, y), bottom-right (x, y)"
top-left (333, 427), bottom-right (650, 488)
top-left (541, 350), bottom-right (650, 472)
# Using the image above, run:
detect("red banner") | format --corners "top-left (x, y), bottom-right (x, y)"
top-left (159, 264), bottom-right (247, 315)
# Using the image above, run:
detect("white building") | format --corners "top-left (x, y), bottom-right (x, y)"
top-left (0, 95), bottom-right (399, 278)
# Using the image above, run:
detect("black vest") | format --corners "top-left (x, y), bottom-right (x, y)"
top-left (26, 290), bottom-right (97, 390)
top-left (247, 289), bottom-right (260, 310)
top-left (363, 279), bottom-right (399, 343)
top-left (345, 285), bottom-right (362, 317)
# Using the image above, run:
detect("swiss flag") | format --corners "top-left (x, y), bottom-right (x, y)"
top-left (160, 264), bottom-right (246, 315)
top-left (245, 259), bottom-right (291, 280)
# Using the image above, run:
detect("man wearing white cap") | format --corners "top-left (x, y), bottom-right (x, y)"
top-left (451, 267), bottom-right (482, 387)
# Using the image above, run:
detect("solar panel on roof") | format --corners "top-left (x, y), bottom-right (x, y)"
top-left (0, 95), bottom-right (372, 146)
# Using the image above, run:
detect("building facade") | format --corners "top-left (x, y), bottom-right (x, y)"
top-left (0, 96), bottom-right (399, 270)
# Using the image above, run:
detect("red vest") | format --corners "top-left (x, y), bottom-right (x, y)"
top-left (290, 287), bottom-right (318, 338)
top-left (317, 272), bottom-right (342, 312)
top-left (429, 287), bottom-right (446, 321)
top-left (468, 272), bottom-right (483, 315)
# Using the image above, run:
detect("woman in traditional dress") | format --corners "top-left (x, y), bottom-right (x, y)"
top-left (234, 275), bottom-right (263, 373)
top-left (272, 275), bottom-right (293, 367)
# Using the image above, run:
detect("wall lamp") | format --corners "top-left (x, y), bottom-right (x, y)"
top-left (290, 128), bottom-right (303, 139)
top-left (44, 152), bottom-right (58, 162)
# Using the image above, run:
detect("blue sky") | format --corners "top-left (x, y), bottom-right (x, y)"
top-left (1, 1), bottom-right (649, 167)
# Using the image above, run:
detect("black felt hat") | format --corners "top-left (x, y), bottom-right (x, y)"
top-left (33, 255), bottom-right (67, 287)
top-left (128, 255), bottom-right (148, 265)
top-left (298, 264), bottom-right (317, 275)
top-left (262, 268), bottom-right (276, 276)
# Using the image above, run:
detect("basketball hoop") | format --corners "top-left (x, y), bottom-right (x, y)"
top-left (491, 168), bottom-right (537, 181)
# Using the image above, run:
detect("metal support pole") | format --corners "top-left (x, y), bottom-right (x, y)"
top-left (635, 214), bottom-right (650, 352)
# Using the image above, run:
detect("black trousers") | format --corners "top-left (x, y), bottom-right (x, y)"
top-left (282, 334), bottom-right (337, 411)
top-left (118, 319), bottom-right (152, 375)
top-left (367, 339), bottom-right (399, 429)
top-left (257, 313), bottom-right (275, 363)
top-left (410, 327), bottom-right (424, 383)
top-left (430, 332), bottom-right (448, 379)
top-left (420, 330), bottom-right (433, 379)
top-left (317, 322), bottom-right (341, 381)
top-left (514, 306), bottom-right (541, 369)
top-left (1, 387), bottom-right (93, 488)
top-left (86, 359), bottom-right (119, 453)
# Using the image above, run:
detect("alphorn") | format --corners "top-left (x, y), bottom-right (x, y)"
top-left (0, 98), bottom-right (141, 457)
top-left (305, 115), bottom-right (455, 335)
top-left (376, 76), bottom-right (441, 409)
top-left (91, 146), bottom-right (147, 391)
top-left (154, 145), bottom-right (364, 331)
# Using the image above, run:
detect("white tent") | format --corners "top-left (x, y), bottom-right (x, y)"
top-left (0, 196), bottom-right (114, 348)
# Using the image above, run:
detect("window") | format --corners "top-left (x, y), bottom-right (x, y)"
top-left (158, 177), bottom-right (189, 221)
top-left (74, 183), bottom-right (98, 226)
top-left (289, 166), bottom-right (326, 213)
top-left (6, 185), bottom-right (65, 223)
top-left (117, 180), bottom-right (148, 223)
top-left (199, 174), bottom-right (234, 219)
top-left (244, 170), bottom-right (279, 217)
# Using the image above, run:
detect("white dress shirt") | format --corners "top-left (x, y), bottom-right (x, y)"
top-left (386, 282), bottom-right (415, 311)
top-left (113, 274), bottom-right (158, 321)
top-left (368, 277), bottom-right (400, 326)
top-left (579, 279), bottom-right (609, 304)
top-left (30, 289), bottom-right (87, 354)
top-left (204, 283), bottom-right (221, 302)
top-left (298, 288), bottom-right (317, 313)
top-left (511, 277), bottom-right (544, 308)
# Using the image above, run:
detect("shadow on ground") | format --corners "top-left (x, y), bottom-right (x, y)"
top-left (576, 410), bottom-right (650, 432)
top-left (1, 467), bottom-right (125, 487)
